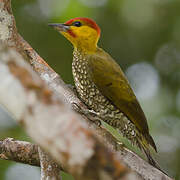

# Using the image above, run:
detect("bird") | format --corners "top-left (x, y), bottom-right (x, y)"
top-left (49, 17), bottom-right (159, 169)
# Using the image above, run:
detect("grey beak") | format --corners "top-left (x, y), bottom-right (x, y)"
top-left (48, 23), bottom-right (70, 32)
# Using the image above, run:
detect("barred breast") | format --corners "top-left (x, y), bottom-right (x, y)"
top-left (72, 49), bottom-right (139, 143)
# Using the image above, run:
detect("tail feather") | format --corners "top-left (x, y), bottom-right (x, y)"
top-left (142, 146), bottom-right (161, 170)
top-left (137, 138), bottom-right (168, 176)
top-left (145, 134), bottom-right (157, 152)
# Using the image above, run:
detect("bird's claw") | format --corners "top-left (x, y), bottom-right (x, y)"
top-left (71, 102), bottom-right (82, 113)
top-left (71, 102), bottom-right (102, 126)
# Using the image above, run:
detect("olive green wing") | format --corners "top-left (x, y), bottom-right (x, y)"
top-left (88, 49), bottom-right (149, 134)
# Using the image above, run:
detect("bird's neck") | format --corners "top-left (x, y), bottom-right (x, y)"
top-left (73, 48), bottom-right (87, 63)
top-left (73, 43), bottom-right (98, 54)
top-left (72, 48), bottom-right (89, 75)
top-left (72, 49), bottom-right (90, 86)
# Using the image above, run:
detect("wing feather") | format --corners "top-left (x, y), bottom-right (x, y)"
top-left (88, 48), bottom-right (149, 134)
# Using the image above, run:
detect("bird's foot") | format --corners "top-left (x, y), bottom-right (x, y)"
top-left (72, 102), bottom-right (99, 116)
top-left (72, 102), bottom-right (102, 126)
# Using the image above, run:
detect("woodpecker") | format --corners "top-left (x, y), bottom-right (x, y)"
top-left (49, 17), bottom-right (159, 168)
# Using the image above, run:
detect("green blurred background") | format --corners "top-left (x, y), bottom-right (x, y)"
top-left (0, 0), bottom-right (180, 179)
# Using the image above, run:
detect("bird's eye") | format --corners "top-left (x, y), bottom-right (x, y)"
top-left (72, 21), bottom-right (82, 27)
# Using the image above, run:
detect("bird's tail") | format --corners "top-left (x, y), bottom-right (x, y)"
top-left (136, 135), bottom-right (168, 175)
top-left (141, 144), bottom-right (161, 170)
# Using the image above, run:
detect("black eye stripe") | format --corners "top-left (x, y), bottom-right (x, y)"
top-left (72, 21), bottom-right (82, 27)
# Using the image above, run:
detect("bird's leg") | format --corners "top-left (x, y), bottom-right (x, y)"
top-left (72, 103), bottom-right (126, 148)
top-left (72, 102), bottom-right (102, 126)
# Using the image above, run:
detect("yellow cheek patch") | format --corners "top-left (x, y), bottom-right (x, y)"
top-left (61, 25), bottom-right (99, 53)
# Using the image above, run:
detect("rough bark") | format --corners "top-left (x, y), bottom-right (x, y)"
top-left (0, 0), bottom-right (173, 180)
top-left (38, 147), bottom-right (62, 180)
top-left (0, 138), bottom-right (40, 166)
top-left (0, 42), bottom-right (129, 180)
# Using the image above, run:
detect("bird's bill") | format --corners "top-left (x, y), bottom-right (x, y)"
top-left (48, 23), bottom-right (70, 32)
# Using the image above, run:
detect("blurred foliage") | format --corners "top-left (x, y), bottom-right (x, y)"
top-left (0, 0), bottom-right (180, 179)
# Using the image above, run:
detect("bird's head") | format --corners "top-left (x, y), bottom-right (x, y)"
top-left (49, 17), bottom-right (101, 53)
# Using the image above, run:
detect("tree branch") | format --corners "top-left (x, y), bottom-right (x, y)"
top-left (0, 138), bottom-right (40, 166)
top-left (0, 0), bottom-right (173, 180)
top-left (0, 42), bottom-right (128, 179)
top-left (38, 147), bottom-right (62, 180)
top-left (0, 138), bottom-right (62, 179)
